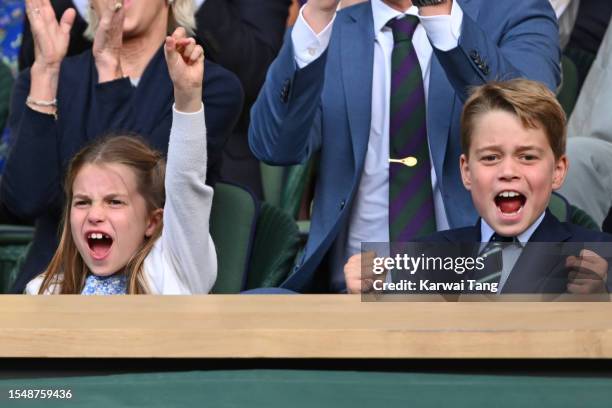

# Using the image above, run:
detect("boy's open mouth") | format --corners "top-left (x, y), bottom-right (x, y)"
top-left (86, 232), bottom-right (113, 259)
top-left (494, 191), bottom-right (526, 215)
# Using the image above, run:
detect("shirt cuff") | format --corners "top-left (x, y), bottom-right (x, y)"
top-left (291, 4), bottom-right (336, 69)
top-left (172, 102), bottom-right (204, 115)
top-left (419, 0), bottom-right (464, 52)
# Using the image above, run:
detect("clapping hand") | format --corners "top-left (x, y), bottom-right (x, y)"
top-left (26, 0), bottom-right (75, 71)
top-left (93, 0), bottom-right (126, 82)
top-left (164, 28), bottom-right (205, 113)
top-left (25, 0), bottom-right (75, 110)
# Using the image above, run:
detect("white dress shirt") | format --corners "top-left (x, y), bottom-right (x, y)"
top-left (291, 0), bottom-right (464, 264)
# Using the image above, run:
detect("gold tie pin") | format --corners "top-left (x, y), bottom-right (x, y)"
top-left (389, 156), bottom-right (418, 167)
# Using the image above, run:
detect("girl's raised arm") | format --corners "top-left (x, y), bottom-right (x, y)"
top-left (145, 28), bottom-right (216, 294)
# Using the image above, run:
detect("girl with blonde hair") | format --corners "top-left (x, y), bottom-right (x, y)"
top-left (26, 28), bottom-right (217, 294)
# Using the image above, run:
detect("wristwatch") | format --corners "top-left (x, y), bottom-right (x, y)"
top-left (411, 0), bottom-right (447, 7)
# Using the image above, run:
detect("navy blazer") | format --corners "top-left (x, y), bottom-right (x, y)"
top-left (421, 211), bottom-right (612, 293)
top-left (1, 48), bottom-right (243, 293)
top-left (249, 0), bottom-right (560, 292)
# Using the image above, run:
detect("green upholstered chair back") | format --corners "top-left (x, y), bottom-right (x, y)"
top-left (548, 191), bottom-right (600, 231)
top-left (557, 55), bottom-right (579, 117)
top-left (247, 202), bottom-right (300, 289)
top-left (260, 160), bottom-right (315, 219)
top-left (209, 182), bottom-right (258, 293)
top-left (563, 47), bottom-right (597, 93)
top-left (0, 225), bottom-right (34, 293)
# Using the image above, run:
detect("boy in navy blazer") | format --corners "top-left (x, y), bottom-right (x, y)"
top-left (345, 79), bottom-right (612, 294)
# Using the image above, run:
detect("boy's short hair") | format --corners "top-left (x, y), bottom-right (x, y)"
top-left (460, 79), bottom-right (566, 159)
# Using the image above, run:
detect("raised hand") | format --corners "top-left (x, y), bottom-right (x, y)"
top-left (303, 0), bottom-right (341, 34)
top-left (93, 0), bottom-right (125, 82)
top-left (164, 28), bottom-right (205, 113)
top-left (26, 0), bottom-right (75, 71)
top-left (26, 0), bottom-right (75, 111)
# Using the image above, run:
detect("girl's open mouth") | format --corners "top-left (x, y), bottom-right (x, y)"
top-left (86, 232), bottom-right (113, 260)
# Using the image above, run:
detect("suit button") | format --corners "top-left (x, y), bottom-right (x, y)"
top-left (470, 50), bottom-right (479, 61)
top-left (280, 79), bottom-right (291, 103)
top-left (340, 200), bottom-right (346, 210)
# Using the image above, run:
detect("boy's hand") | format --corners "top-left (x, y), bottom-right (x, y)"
top-left (344, 251), bottom-right (382, 294)
top-left (164, 28), bottom-right (204, 113)
top-left (566, 249), bottom-right (609, 294)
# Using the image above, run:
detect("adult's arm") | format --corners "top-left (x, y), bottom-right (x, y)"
top-left (248, 5), bottom-right (335, 165)
top-left (0, 70), bottom-right (63, 219)
top-left (196, 0), bottom-right (291, 106)
top-left (432, 0), bottom-right (560, 101)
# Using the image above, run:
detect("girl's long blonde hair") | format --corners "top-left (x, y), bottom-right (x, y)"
top-left (38, 135), bottom-right (166, 294)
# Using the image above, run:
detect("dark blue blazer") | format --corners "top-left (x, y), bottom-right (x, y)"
top-left (249, 0), bottom-right (560, 292)
top-left (1, 47), bottom-right (244, 293)
top-left (421, 211), bottom-right (612, 293)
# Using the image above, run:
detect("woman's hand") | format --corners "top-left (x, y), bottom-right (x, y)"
top-left (93, 0), bottom-right (125, 82)
top-left (27, 0), bottom-right (75, 72)
top-left (164, 28), bottom-right (205, 113)
top-left (26, 0), bottom-right (75, 104)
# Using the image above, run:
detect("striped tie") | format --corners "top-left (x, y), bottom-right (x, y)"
top-left (471, 233), bottom-right (516, 285)
top-left (387, 15), bottom-right (436, 242)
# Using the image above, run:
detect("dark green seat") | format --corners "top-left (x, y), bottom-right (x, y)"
top-left (557, 55), bottom-right (579, 117)
top-left (260, 160), bottom-right (316, 220)
top-left (0, 225), bottom-right (34, 293)
top-left (247, 202), bottom-right (300, 289)
top-left (210, 182), bottom-right (300, 292)
top-left (548, 191), bottom-right (600, 231)
top-left (563, 47), bottom-right (597, 93)
top-left (210, 182), bottom-right (259, 293)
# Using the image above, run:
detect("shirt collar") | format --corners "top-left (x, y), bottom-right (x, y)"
top-left (371, 0), bottom-right (419, 34)
top-left (480, 211), bottom-right (546, 246)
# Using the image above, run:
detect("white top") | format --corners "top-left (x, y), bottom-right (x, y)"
top-left (291, 0), bottom-right (463, 263)
top-left (26, 106), bottom-right (217, 294)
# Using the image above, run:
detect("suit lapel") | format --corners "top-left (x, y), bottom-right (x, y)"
top-left (341, 5), bottom-right (375, 175)
top-left (426, 59), bottom-right (454, 182)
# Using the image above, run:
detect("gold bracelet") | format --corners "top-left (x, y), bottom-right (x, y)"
top-left (26, 96), bottom-right (57, 107)
top-left (26, 100), bottom-right (58, 121)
